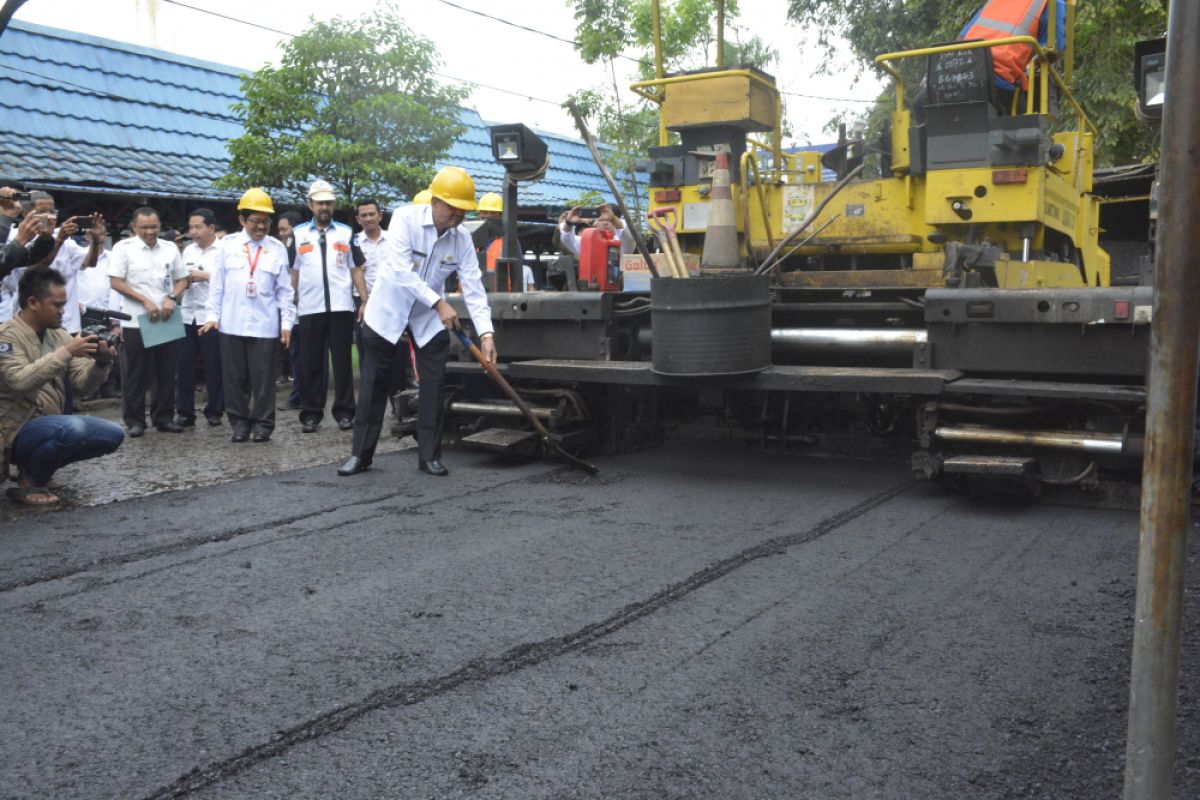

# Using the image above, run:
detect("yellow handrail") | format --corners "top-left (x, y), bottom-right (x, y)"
top-left (873, 36), bottom-right (1094, 136)
top-left (739, 150), bottom-right (775, 250)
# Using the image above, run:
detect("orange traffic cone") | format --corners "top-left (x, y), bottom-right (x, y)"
top-left (701, 151), bottom-right (740, 269)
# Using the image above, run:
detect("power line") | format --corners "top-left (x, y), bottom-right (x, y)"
top-left (433, 0), bottom-right (651, 68)
top-left (158, 1), bottom-right (881, 122)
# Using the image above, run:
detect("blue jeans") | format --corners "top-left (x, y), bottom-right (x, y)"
top-left (9, 415), bottom-right (125, 486)
top-left (176, 322), bottom-right (224, 421)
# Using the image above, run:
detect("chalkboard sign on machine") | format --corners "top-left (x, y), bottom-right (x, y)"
top-left (927, 44), bottom-right (993, 105)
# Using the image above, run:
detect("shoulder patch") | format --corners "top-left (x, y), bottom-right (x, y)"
top-left (0, 342), bottom-right (13, 355)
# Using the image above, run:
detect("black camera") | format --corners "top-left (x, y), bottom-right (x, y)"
top-left (80, 306), bottom-right (131, 351)
top-left (576, 207), bottom-right (601, 220)
top-left (13, 191), bottom-right (31, 202)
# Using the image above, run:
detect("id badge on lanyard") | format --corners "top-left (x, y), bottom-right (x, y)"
top-left (244, 242), bottom-right (262, 298)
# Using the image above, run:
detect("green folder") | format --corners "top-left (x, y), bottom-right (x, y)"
top-left (136, 311), bottom-right (186, 348)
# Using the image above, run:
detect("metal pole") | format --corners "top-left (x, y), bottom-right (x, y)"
top-left (652, 0), bottom-right (667, 147)
top-left (1124, 0), bottom-right (1200, 797)
top-left (716, 0), bottom-right (725, 68)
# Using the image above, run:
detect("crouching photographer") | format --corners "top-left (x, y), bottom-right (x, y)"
top-left (0, 268), bottom-right (124, 506)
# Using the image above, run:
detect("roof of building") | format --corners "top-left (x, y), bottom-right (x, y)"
top-left (0, 20), bottom-right (618, 209)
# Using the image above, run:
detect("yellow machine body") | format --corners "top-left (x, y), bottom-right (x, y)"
top-left (635, 22), bottom-right (1110, 290)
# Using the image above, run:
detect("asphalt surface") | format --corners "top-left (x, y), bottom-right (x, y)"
top-left (2, 438), bottom-right (1198, 799)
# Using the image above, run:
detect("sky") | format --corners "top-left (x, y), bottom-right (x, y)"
top-left (12, 0), bottom-right (885, 146)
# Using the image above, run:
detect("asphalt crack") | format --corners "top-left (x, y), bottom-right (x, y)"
top-left (138, 478), bottom-right (916, 799)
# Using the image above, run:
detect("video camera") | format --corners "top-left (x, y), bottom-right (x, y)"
top-left (80, 306), bottom-right (131, 351)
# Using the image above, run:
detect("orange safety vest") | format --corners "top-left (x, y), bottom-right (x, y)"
top-left (485, 237), bottom-right (502, 271)
top-left (960, 0), bottom-right (1047, 90)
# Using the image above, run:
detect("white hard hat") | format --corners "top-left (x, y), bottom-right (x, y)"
top-left (308, 179), bottom-right (336, 202)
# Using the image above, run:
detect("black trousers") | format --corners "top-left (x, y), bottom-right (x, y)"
top-left (298, 311), bottom-right (355, 425)
top-left (352, 325), bottom-right (448, 462)
top-left (119, 326), bottom-right (178, 428)
top-left (219, 333), bottom-right (278, 434)
top-left (176, 322), bottom-right (224, 421)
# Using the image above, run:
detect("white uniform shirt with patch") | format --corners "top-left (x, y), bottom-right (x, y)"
top-left (107, 236), bottom-right (187, 329)
top-left (205, 231), bottom-right (296, 338)
top-left (291, 220), bottom-right (357, 316)
top-left (180, 241), bottom-right (220, 325)
top-left (363, 203), bottom-right (493, 347)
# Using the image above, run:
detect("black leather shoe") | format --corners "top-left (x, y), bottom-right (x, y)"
top-left (251, 431), bottom-right (271, 443)
top-left (336, 418), bottom-right (354, 431)
top-left (127, 423), bottom-right (146, 438)
top-left (418, 459), bottom-right (448, 477)
top-left (231, 428), bottom-right (249, 443)
top-left (205, 413), bottom-right (223, 427)
top-left (176, 416), bottom-right (195, 428)
top-left (301, 420), bottom-right (319, 433)
top-left (337, 455), bottom-right (372, 476)
top-left (155, 422), bottom-right (184, 433)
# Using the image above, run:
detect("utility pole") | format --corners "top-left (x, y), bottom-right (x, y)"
top-left (1123, 0), bottom-right (1200, 797)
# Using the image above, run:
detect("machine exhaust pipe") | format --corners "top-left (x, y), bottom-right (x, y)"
top-left (770, 328), bottom-right (926, 356)
top-left (934, 424), bottom-right (1143, 457)
top-left (449, 401), bottom-right (555, 420)
top-left (636, 327), bottom-right (927, 358)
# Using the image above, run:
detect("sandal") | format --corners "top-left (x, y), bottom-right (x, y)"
top-left (6, 486), bottom-right (61, 506)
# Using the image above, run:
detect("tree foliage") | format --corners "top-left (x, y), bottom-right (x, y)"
top-left (567, 0), bottom-right (779, 211)
top-left (217, 6), bottom-right (468, 207)
top-left (786, 0), bottom-right (1167, 166)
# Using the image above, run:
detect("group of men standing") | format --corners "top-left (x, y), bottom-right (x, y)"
top-left (0, 166), bottom-right (497, 505)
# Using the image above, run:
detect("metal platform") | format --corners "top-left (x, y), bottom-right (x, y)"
top-left (943, 378), bottom-right (1147, 404)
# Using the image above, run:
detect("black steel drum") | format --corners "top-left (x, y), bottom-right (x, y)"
top-left (650, 275), bottom-right (771, 376)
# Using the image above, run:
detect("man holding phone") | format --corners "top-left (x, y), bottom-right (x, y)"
top-left (24, 191), bottom-right (104, 337)
top-left (0, 268), bottom-right (123, 506)
top-left (556, 203), bottom-right (634, 257)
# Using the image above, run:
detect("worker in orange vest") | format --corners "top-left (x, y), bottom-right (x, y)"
top-left (472, 192), bottom-right (534, 291)
top-left (910, 0), bottom-right (1066, 123)
top-left (959, 0), bottom-right (1066, 109)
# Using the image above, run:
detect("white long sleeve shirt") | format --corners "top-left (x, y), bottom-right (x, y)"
top-left (363, 203), bottom-right (494, 347)
top-left (205, 230), bottom-right (295, 338)
top-left (291, 220), bottom-right (359, 316)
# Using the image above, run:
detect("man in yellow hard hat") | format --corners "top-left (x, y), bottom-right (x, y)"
top-left (472, 192), bottom-right (534, 290)
top-left (339, 167), bottom-right (497, 477)
top-left (198, 188), bottom-right (296, 443)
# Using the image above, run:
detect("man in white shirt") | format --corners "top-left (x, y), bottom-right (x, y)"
top-left (353, 198), bottom-right (408, 390)
top-left (175, 208), bottom-right (224, 427)
top-left (339, 166), bottom-right (496, 478)
top-left (107, 206), bottom-right (189, 437)
top-left (291, 179), bottom-right (367, 433)
top-left (200, 188), bottom-right (296, 443)
top-left (557, 204), bottom-right (635, 257)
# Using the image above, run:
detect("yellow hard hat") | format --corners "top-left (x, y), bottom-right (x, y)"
top-left (413, 189), bottom-right (433, 205)
top-left (237, 187), bottom-right (275, 215)
top-left (428, 166), bottom-right (477, 211)
top-left (478, 192), bottom-right (503, 214)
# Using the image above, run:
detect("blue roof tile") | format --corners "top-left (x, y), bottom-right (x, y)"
top-left (0, 20), bottom-right (621, 207)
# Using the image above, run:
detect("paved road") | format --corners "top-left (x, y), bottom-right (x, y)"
top-left (2, 442), bottom-right (1198, 798)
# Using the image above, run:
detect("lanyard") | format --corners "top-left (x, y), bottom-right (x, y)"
top-left (243, 242), bottom-right (263, 277)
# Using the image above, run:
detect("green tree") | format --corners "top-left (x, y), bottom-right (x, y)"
top-left (567, 0), bottom-right (779, 212)
top-left (785, 0), bottom-right (1167, 166)
top-left (217, 6), bottom-right (468, 207)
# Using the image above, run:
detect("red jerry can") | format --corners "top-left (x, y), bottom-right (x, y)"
top-left (578, 227), bottom-right (623, 291)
